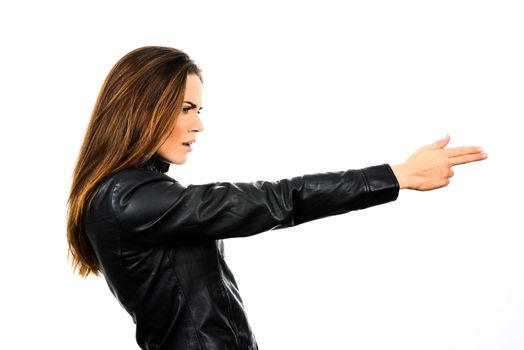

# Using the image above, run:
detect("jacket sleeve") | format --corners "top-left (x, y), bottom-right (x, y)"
top-left (114, 164), bottom-right (400, 246)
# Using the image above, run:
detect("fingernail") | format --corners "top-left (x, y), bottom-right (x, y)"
top-left (477, 147), bottom-right (484, 152)
top-left (482, 152), bottom-right (488, 158)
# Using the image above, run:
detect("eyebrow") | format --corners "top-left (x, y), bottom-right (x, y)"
top-left (183, 101), bottom-right (203, 110)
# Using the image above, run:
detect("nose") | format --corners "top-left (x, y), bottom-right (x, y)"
top-left (191, 114), bottom-right (204, 133)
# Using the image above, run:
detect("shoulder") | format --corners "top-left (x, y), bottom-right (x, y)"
top-left (84, 168), bottom-right (180, 224)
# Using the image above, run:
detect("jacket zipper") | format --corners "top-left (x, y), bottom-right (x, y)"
top-left (220, 278), bottom-right (240, 348)
top-left (216, 247), bottom-right (240, 349)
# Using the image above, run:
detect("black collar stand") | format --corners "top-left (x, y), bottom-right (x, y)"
top-left (137, 154), bottom-right (171, 173)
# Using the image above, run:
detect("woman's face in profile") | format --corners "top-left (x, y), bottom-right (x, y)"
top-left (157, 74), bottom-right (204, 164)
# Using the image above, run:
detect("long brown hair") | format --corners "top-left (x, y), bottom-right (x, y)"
top-left (67, 46), bottom-right (203, 277)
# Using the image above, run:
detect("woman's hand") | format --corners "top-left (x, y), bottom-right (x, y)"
top-left (391, 135), bottom-right (488, 191)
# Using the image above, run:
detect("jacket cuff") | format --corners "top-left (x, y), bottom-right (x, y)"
top-left (359, 164), bottom-right (400, 208)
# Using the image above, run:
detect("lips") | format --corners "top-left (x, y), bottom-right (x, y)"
top-left (182, 140), bottom-right (195, 147)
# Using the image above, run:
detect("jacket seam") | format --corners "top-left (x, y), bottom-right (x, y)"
top-left (358, 169), bottom-right (371, 208)
top-left (109, 181), bottom-right (126, 268)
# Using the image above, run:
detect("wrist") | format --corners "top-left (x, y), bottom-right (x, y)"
top-left (391, 164), bottom-right (409, 190)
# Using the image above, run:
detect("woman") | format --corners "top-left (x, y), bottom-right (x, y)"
top-left (66, 46), bottom-right (487, 350)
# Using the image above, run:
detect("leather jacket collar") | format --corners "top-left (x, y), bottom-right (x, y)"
top-left (136, 153), bottom-right (171, 173)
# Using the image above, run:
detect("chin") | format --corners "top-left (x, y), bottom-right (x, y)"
top-left (158, 153), bottom-right (187, 165)
top-left (171, 156), bottom-right (188, 165)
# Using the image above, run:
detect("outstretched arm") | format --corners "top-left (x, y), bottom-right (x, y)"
top-left (113, 164), bottom-right (399, 246)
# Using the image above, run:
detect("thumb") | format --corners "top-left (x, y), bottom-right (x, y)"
top-left (425, 134), bottom-right (450, 150)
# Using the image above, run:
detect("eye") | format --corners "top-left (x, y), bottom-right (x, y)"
top-left (182, 106), bottom-right (203, 115)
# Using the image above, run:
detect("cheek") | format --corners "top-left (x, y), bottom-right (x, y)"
top-left (167, 123), bottom-right (184, 144)
top-left (160, 131), bottom-right (180, 153)
top-left (172, 128), bottom-right (186, 145)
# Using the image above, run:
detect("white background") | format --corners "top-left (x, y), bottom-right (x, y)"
top-left (1, 1), bottom-right (523, 349)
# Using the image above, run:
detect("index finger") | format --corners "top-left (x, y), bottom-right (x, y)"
top-left (444, 146), bottom-right (484, 158)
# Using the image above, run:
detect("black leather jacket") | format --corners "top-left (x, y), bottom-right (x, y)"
top-left (84, 154), bottom-right (400, 350)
